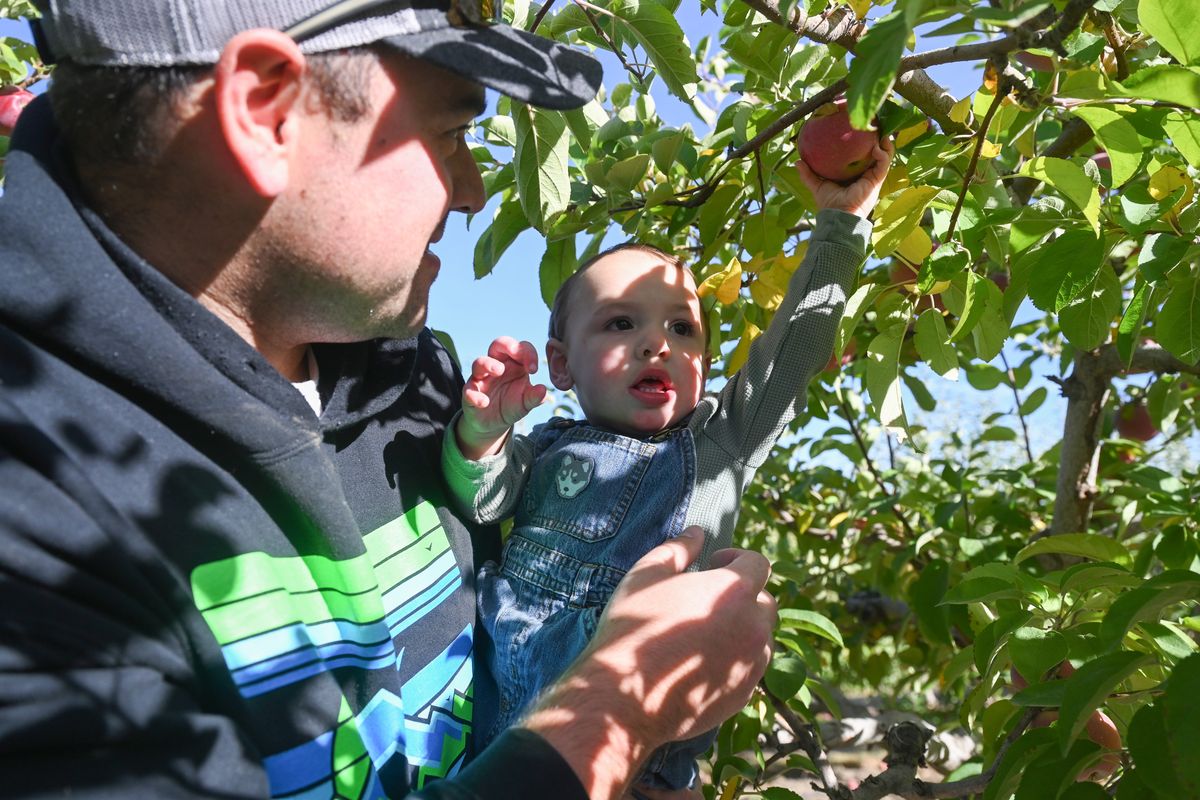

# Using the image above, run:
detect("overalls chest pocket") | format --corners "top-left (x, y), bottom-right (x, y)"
top-left (521, 429), bottom-right (656, 543)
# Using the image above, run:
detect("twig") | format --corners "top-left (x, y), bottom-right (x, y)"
top-left (945, 65), bottom-right (1008, 241)
top-left (528, 0), bottom-right (554, 32)
top-left (1001, 350), bottom-right (1035, 465)
top-left (573, 0), bottom-right (642, 82)
top-left (761, 683), bottom-right (847, 799)
top-left (837, 393), bottom-right (919, 541)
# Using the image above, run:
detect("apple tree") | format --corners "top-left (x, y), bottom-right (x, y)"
top-left (3, 0), bottom-right (1199, 798)
top-left (466, 0), bottom-right (1200, 797)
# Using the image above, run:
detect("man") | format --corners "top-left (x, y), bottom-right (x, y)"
top-left (0, 2), bottom-right (777, 798)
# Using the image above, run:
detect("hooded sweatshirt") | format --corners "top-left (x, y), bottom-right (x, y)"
top-left (0, 97), bottom-right (583, 800)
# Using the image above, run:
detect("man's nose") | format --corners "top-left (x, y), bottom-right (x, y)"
top-left (448, 139), bottom-right (486, 214)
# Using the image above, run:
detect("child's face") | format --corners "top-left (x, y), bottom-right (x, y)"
top-left (546, 249), bottom-right (708, 437)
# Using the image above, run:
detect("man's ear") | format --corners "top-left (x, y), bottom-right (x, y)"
top-left (213, 30), bottom-right (307, 198)
top-left (545, 339), bottom-right (574, 391)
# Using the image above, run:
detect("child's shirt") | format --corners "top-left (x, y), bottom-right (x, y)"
top-left (439, 208), bottom-right (872, 786)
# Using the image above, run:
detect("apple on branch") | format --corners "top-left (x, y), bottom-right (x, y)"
top-left (796, 97), bottom-right (878, 185)
top-left (0, 86), bottom-right (34, 137)
top-left (1116, 402), bottom-right (1158, 442)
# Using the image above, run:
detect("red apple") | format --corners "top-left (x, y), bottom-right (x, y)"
top-left (989, 271), bottom-right (1010, 292)
top-left (1015, 51), bottom-right (1055, 72)
top-left (1115, 403), bottom-right (1157, 442)
top-left (797, 98), bottom-right (879, 184)
top-left (824, 338), bottom-right (858, 371)
top-left (1091, 151), bottom-right (1111, 171)
top-left (0, 86), bottom-right (33, 137)
top-left (1011, 663), bottom-right (1120, 781)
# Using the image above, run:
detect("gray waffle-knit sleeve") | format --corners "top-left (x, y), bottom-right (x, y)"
top-left (686, 208), bottom-right (872, 559)
top-left (441, 411), bottom-right (537, 524)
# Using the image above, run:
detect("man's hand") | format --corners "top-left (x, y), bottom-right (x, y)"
top-left (522, 527), bottom-right (777, 800)
top-left (798, 137), bottom-right (895, 218)
top-left (457, 336), bottom-right (547, 460)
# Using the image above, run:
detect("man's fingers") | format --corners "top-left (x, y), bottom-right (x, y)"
top-left (707, 547), bottom-right (771, 590)
top-left (631, 526), bottom-right (705, 577)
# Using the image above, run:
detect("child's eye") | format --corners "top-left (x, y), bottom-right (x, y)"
top-left (671, 321), bottom-right (695, 336)
top-left (606, 318), bottom-right (634, 331)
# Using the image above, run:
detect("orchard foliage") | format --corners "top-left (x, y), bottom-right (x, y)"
top-left (2, 0), bottom-right (1199, 797)
top-left (468, 0), bottom-right (1200, 797)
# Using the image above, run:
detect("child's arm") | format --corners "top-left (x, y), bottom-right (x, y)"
top-left (456, 336), bottom-right (547, 460)
top-left (701, 140), bottom-right (893, 470)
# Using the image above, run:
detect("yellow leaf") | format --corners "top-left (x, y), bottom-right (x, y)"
top-left (873, 186), bottom-right (940, 258)
top-left (697, 259), bottom-right (742, 304)
top-left (1148, 165), bottom-right (1195, 217)
top-left (879, 160), bottom-right (911, 197)
top-left (827, 510), bottom-right (851, 528)
top-left (978, 140), bottom-right (1002, 159)
top-left (894, 120), bottom-right (930, 149)
top-left (846, 0), bottom-right (871, 18)
top-left (726, 321), bottom-right (761, 374)
top-left (1015, 125), bottom-right (1036, 158)
top-left (749, 278), bottom-right (783, 311)
top-left (949, 96), bottom-right (972, 126)
top-left (894, 226), bottom-right (933, 266)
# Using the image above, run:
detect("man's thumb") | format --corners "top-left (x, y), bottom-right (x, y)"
top-left (635, 526), bottom-right (704, 576)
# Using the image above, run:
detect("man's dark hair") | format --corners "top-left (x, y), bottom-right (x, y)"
top-left (49, 47), bottom-right (380, 169)
top-left (548, 242), bottom-right (696, 341)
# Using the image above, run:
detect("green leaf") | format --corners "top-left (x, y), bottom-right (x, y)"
top-left (765, 655), bottom-right (808, 701)
top-left (1160, 653), bottom-right (1200, 794)
top-left (1069, 106), bottom-right (1142, 186)
top-left (1138, 0), bottom-right (1200, 66)
top-left (948, 271), bottom-right (990, 343)
top-left (651, 130), bottom-right (685, 173)
top-left (1027, 230), bottom-right (1105, 313)
top-left (1138, 233), bottom-right (1191, 283)
top-left (1059, 562), bottom-right (1141, 593)
top-left (1058, 650), bottom-right (1150, 754)
top-left (903, 373), bottom-right (937, 412)
top-left (1020, 386), bottom-right (1048, 415)
top-left (1010, 628), bottom-right (1069, 687)
top-left (473, 198), bottom-right (531, 278)
top-left (563, 99), bottom-right (607, 152)
top-left (1117, 278), bottom-right (1151, 367)
top-left (513, 103), bottom-right (570, 232)
top-left (1099, 570), bottom-right (1200, 651)
top-left (1015, 534), bottom-right (1132, 566)
top-left (865, 328), bottom-right (910, 441)
top-left (941, 577), bottom-right (1022, 605)
top-left (698, 182), bottom-right (744, 257)
top-left (845, 4), bottom-right (917, 130)
top-left (608, 0), bottom-right (698, 101)
top-left (777, 608), bottom-right (844, 648)
top-left (975, 610), bottom-right (1033, 676)
top-left (982, 728), bottom-right (1056, 800)
top-left (1012, 679), bottom-right (1068, 708)
top-left (1164, 112), bottom-right (1200, 168)
top-left (914, 309), bottom-right (959, 378)
top-left (605, 153), bottom-right (651, 193)
top-left (909, 559), bottom-right (952, 646)
top-left (1128, 703), bottom-right (1185, 797)
top-left (1019, 157), bottom-right (1102, 234)
top-left (1116, 65), bottom-right (1200, 106)
top-left (1058, 261), bottom-right (1121, 351)
top-left (1120, 182), bottom-right (1183, 233)
top-left (834, 283), bottom-right (885, 358)
top-left (538, 236), bottom-right (577, 310)
top-left (1156, 275), bottom-right (1200, 365)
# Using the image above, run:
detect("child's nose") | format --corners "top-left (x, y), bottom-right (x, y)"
top-left (640, 332), bottom-right (670, 359)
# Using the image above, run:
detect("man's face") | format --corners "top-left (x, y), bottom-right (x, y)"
top-left (273, 54), bottom-right (486, 341)
top-left (549, 250), bottom-right (708, 438)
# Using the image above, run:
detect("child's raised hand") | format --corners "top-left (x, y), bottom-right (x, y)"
top-left (458, 336), bottom-right (548, 459)
top-left (797, 136), bottom-right (895, 219)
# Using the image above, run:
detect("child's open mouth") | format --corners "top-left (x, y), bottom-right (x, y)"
top-left (630, 373), bottom-right (673, 403)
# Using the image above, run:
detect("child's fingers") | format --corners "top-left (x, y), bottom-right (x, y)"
top-left (463, 387), bottom-right (491, 410)
top-left (469, 355), bottom-right (505, 382)
top-left (524, 383), bottom-right (548, 412)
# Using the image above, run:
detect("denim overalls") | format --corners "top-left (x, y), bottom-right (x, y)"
top-left (477, 418), bottom-right (712, 790)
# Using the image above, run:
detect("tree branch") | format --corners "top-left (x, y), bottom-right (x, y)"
top-left (1001, 350), bottom-right (1036, 465)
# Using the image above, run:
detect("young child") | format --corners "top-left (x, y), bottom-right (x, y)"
top-left (442, 143), bottom-right (892, 798)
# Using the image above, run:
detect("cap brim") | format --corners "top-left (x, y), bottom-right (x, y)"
top-left (379, 24), bottom-right (602, 110)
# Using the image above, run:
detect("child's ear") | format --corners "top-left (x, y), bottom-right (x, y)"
top-left (546, 339), bottom-right (574, 391)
